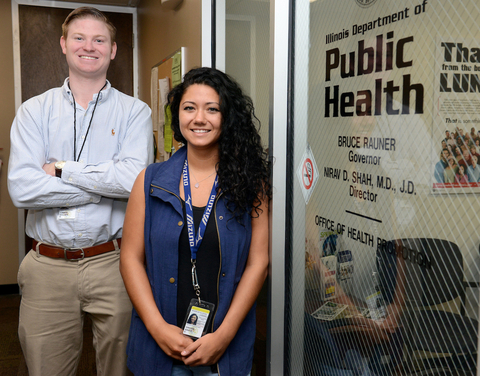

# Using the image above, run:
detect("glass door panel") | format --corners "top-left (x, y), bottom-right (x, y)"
top-left (289, 1), bottom-right (480, 375)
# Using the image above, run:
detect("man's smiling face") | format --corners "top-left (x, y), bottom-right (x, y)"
top-left (60, 17), bottom-right (116, 80)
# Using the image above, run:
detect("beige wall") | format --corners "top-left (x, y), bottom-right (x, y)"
top-left (0, 0), bottom-right (20, 286)
top-left (137, 0), bottom-right (202, 106)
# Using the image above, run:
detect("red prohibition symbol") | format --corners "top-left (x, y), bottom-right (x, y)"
top-left (302, 158), bottom-right (314, 189)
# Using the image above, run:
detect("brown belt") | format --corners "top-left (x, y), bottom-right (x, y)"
top-left (32, 239), bottom-right (121, 261)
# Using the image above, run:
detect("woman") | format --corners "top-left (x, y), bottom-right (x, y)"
top-left (443, 157), bottom-right (457, 183)
top-left (454, 146), bottom-right (463, 163)
top-left (187, 314), bottom-right (198, 325)
top-left (447, 133), bottom-right (457, 150)
top-left (455, 164), bottom-right (469, 184)
top-left (120, 67), bottom-right (271, 376)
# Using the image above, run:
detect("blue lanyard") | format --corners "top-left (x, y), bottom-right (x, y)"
top-left (183, 158), bottom-right (217, 302)
top-left (182, 158), bottom-right (218, 261)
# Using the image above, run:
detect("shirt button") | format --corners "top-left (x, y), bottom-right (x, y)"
top-left (150, 188), bottom-right (154, 194)
top-left (219, 216), bottom-right (224, 220)
top-left (169, 278), bottom-right (175, 283)
top-left (178, 221), bottom-right (183, 226)
top-left (222, 273), bottom-right (226, 277)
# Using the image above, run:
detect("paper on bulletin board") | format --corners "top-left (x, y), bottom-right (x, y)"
top-left (164, 104), bottom-right (174, 155)
top-left (172, 51), bottom-right (182, 87)
top-left (151, 66), bottom-right (159, 132)
top-left (165, 50), bottom-right (183, 154)
top-left (158, 77), bottom-right (170, 126)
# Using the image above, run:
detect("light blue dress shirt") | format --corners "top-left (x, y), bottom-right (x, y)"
top-left (8, 78), bottom-right (154, 248)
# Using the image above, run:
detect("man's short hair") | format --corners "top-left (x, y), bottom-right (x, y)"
top-left (62, 7), bottom-right (116, 44)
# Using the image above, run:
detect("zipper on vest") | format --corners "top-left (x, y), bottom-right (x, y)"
top-left (212, 192), bottom-right (223, 376)
top-left (150, 184), bottom-right (181, 201)
top-left (150, 184), bottom-right (184, 210)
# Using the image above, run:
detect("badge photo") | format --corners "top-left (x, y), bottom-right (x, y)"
top-left (182, 298), bottom-right (215, 340)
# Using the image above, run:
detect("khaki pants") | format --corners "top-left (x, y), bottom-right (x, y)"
top-left (18, 248), bottom-right (132, 376)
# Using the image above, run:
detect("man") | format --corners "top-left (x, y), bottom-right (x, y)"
top-left (443, 130), bottom-right (450, 144)
top-left (470, 127), bottom-right (477, 142)
top-left (458, 147), bottom-right (473, 171)
top-left (8, 7), bottom-right (153, 376)
top-left (469, 144), bottom-right (480, 162)
top-left (433, 148), bottom-right (450, 183)
top-left (467, 155), bottom-right (480, 183)
top-left (456, 127), bottom-right (464, 141)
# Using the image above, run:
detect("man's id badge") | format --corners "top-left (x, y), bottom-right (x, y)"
top-left (182, 299), bottom-right (215, 340)
top-left (57, 208), bottom-right (76, 220)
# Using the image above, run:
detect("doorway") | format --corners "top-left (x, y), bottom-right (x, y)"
top-left (18, 4), bottom-right (133, 102)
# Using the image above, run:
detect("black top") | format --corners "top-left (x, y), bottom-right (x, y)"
top-left (176, 200), bottom-right (220, 331)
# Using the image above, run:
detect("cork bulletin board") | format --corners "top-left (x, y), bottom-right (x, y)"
top-left (151, 48), bottom-right (186, 162)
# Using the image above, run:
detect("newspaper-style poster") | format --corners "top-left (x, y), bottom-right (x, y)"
top-left (432, 37), bottom-right (480, 193)
top-left (305, 229), bottom-right (344, 297)
top-left (320, 230), bottom-right (344, 299)
top-left (320, 255), bottom-right (337, 300)
top-left (337, 249), bottom-right (354, 296)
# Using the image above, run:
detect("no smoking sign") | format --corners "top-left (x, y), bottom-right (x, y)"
top-left (296, 145), bottom-right (319, 204)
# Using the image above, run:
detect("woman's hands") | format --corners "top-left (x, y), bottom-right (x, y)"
top-left (151, 323), bottom-right (195, 361)
top-left (180, 331), bottom-right (231, 366)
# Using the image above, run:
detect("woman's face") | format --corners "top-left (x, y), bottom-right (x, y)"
top-left (459, 165), bottom-right (465, 174)
top-left (190, 315), bottom-right (197, 323)
top-left (179, 84), bottom-right (222, 151)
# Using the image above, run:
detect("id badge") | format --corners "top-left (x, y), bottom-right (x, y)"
top-left (57, 208), bottom-right (76, 220)
top-left (182, 298), bottom-right (215, 340)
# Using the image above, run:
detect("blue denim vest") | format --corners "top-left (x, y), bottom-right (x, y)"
top-left (126, 147), bottom-right (256, 376)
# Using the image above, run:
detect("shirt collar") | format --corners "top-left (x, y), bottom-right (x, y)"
top-left (62, 77), bottom-right (112, 104)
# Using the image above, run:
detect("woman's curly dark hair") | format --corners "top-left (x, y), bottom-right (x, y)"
top-left (168, 67), bottom-right (271, 219)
